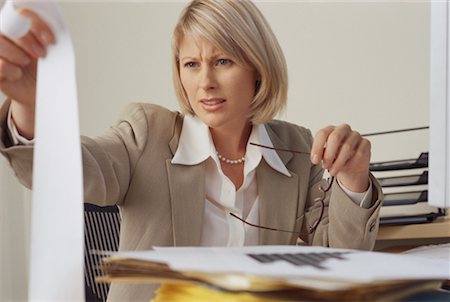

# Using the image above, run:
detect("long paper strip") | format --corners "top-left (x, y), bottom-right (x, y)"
top-left (0, 1), bottom-right (84, 300)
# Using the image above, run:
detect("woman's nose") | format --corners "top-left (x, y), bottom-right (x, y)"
top-left (199, 66), bottom-right (217, 90)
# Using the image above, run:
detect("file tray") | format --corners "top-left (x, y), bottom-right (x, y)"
top-left (370, 152), bottom-right (428, 171)
top-left (378, 171), bottom-right (428, 187)
top-left (379, 212), bottom-right (444, 226)
top-left (383, 190), bottom-right (428, 206)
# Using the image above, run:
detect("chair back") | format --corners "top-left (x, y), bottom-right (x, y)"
top-left (84, 203), bottom-right (121, 302)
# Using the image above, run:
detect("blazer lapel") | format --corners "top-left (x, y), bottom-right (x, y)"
top-left (166, 160), bottom-right (206, 246)
top-left (257, 160), bottom-right (299, 245)
top-left (258, 124), bottom-right (303, 245)
top-left (165, 114), bottom-right (206, 246)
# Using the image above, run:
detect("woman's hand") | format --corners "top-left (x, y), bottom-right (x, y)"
top-left (0, 9), bottom-right (55, 138)
top-left (311, 124), bottom-right (371, 193)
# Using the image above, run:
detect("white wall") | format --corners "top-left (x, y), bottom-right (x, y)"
top-left (0, 1), bottom-right (430, 300)
top-left (60, 0), bottom-right (429, 163)
top-left (0, 156), bottom-right (30, 301)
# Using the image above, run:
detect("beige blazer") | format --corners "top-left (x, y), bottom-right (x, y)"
top-left (0, 100), bottom-right (383, 301)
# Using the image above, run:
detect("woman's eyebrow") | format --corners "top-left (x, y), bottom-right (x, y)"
top-left (180, 56), bottom-right (197, 62)
top-left (180, 52), bottom-right (227, 62)
top-left (210, 52), bottom-right (228, 59)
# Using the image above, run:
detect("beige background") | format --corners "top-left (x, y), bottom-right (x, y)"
top-left (0, 1), bottom-right (430, 300)
top-left (63, 0), bottom-right (429, 162)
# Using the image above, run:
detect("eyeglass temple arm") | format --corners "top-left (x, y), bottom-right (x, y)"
top-left (251, 141), bottom-right (335, 193)
top-left (249, 142), bottom-right (311, 155)
top-left (246, 142), bottom-right (333, 235)
top-left (229, 213), bottom-right (301, 235)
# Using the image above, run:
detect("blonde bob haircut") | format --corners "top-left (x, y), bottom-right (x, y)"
top-left (172, 0), bottom-right (288, 124)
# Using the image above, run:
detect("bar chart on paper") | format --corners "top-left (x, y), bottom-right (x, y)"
top-left (247, 252), bottom-right (350, 270)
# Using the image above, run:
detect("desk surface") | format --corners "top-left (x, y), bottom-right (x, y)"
top-left (377, 215), bottom-right (450, 240)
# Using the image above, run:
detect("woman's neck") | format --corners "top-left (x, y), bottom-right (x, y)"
top-left (210, 122), bottom-right (252, 159)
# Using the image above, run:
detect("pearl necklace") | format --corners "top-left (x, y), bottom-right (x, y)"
top-left (216, 151), bottom-right (245, 165)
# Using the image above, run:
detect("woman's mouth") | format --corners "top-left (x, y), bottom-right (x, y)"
top-left (199, 98), bottom-right (226, 111)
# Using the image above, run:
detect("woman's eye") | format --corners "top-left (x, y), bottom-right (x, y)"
top-left (217, 59), bottom-right (230, 66)
top-left (184, 62), bottom-right (198, 68)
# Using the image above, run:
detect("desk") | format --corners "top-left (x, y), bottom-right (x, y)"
top-left (377, 215), bottom-right (450, 240)
top-left (375, 215), bottom-right (450, 252)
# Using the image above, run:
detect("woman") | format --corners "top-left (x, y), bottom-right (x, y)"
top-left (0, 0), bottom-right (383, 301)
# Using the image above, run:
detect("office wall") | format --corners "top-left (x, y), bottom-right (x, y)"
top-left (0, 157), bottom-right (30, 301)
top-left (0, 1), bottom-right (429, 300)
top-left (61, 1), bottom-right (429, 163)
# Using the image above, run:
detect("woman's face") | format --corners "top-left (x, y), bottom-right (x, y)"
top-left (179, 34), bottom-right (258, 132)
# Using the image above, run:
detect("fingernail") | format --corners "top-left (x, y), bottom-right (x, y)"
top-left (32, 44), bottom-right (44, 57)
top-left (40, 31), bottom-right (52, 45)
top-left (21, 56), bottom-right (31, 66)
top-left (9, 68), bottom-right (22, 80)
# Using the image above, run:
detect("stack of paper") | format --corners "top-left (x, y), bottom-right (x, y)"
top-left (98, 245), bottom-right (449, 301)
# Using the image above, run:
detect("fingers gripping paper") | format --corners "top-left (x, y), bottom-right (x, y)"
top-left (0, 1), bottom-right (84, 301)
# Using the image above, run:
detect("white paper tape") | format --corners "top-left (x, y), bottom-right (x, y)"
top-left (0, 0), bottom-right (31, 37)
top-left (0, 1), bottom-right (84, 301)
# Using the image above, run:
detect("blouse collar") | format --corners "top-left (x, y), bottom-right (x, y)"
top-left (171, 115), bottom-right (291, 177)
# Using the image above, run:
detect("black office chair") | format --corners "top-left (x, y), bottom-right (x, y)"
top-left (84, 203), bottom-right (121, 302)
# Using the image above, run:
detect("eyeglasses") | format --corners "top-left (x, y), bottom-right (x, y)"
top-left (228, 142), bottom-right (334, 236)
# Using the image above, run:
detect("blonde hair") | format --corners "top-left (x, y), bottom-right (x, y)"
top-left (172, 0), bottom-right (288, 124)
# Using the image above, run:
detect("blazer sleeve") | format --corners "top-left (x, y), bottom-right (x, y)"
top-left (301, 170), bottom-right (383, 250)
top-left (0, 100), bottom-right (151, 206)
top-left (298, 130), bottom-right (383, 250)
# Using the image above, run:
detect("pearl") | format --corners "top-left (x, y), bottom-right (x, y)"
top-left (216, 152), bottom-right (245, 165)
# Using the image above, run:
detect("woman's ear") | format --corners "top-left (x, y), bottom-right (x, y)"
top-left (255, 79), bottom-right (261, 91)
top-left (254, 71), bottom-right (261, 93)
